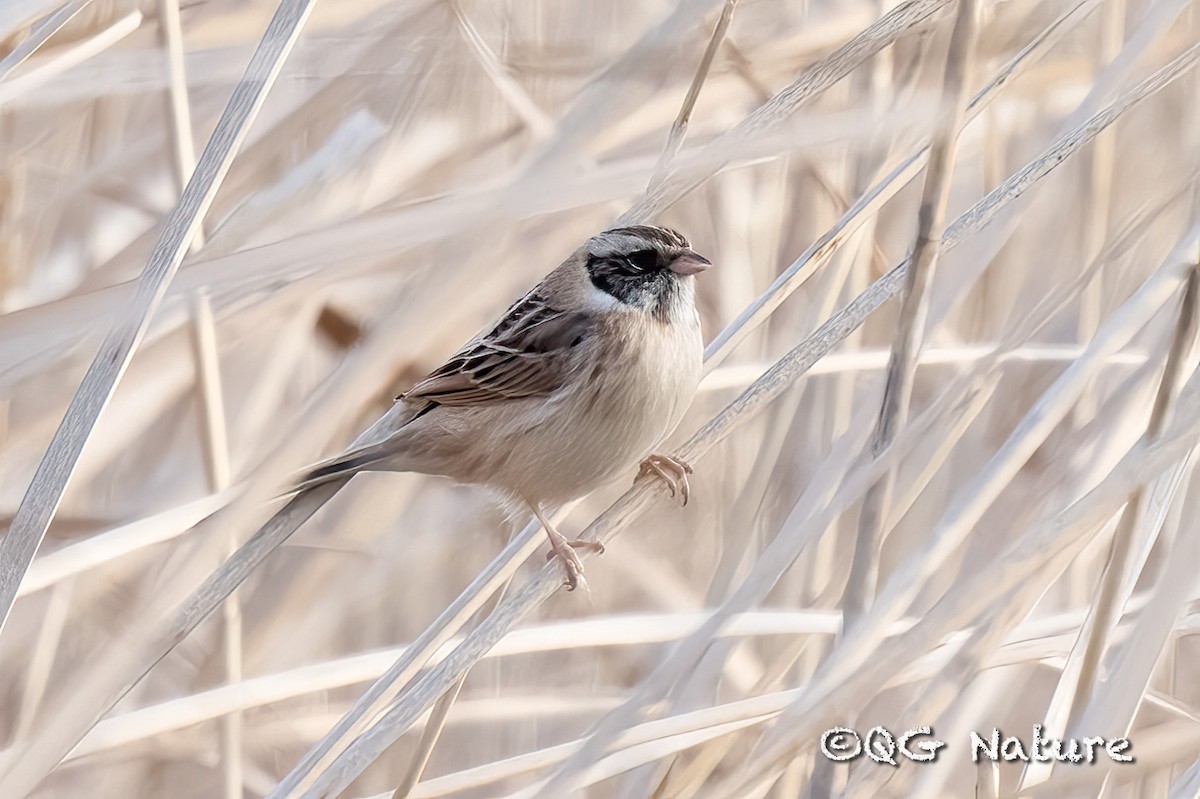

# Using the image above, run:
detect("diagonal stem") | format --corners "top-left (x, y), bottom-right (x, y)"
top-left (0, 0), bottom-right (321, 643)
top-left (843, 0), bottom-right (979, 624)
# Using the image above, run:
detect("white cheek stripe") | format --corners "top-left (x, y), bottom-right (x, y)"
top-left (582, 277), bottom-right (626, 312)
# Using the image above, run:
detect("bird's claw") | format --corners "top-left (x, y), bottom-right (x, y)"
top-left (546, 537), bottom-right (604, 591)
top-left (638, 454), bottom-right (694, 506)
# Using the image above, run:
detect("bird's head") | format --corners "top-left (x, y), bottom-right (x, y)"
top-left (582, 225), bottom-right (711, 320)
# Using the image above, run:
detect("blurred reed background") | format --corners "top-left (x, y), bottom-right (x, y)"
top-left (1, 0), bottom-right (1199, 797)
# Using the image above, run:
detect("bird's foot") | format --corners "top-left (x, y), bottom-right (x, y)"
top-left (638, 453), bottom-right (694, 506)
top-left (544, 531), bottom-right (604, 591)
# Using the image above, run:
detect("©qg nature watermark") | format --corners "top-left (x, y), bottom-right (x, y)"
top-left (819, 726), bottom-right (1135, 766)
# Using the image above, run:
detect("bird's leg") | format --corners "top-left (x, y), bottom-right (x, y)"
top-left (637, 453), bottom-right (694, 506)
top-left (528, 503), bottom-right (604, 592)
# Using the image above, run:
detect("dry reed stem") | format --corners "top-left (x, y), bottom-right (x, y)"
top-left (296, 286), bottom-right (974, 797)
top-left (187, 295), bottom-right (231, 492)
top-left (632, 362), bottom-right (1003, 799)
top-left (599, 196), bottom-right (1194, 798)
top-left (0, 477), bottom-right (326, 793)
top-left (4, 1), bottom-right (1198, 795)
top-left (503, 664), bottom-right (1194, 799)
top-left (1024, 262), bottom-right (1200, 792)
top-left (0, 0), bottom-right (903, 383)
top-left (0, 9), bottom-right (142, 104)
top-left (15, 4), bottom-right (974, 792)
top-left (0, 0), bottom-right (319, 648)
top-left (285, 43), bottom-right (1200, 795)
top-left (389, 575), bottom-right (516, 799)
top-left (8, 256), bottom-right (510, 794)
top-left (389, 668), bottom-right (464, 799)
top-left (0, 0), bottom-right (57, 34)
top-left (897, 226), bottom-right (1200, 796)
top-left (1071, 0), bottom-right (1125, 426)
top-left (1070, 459), bottom-right (1200, 738)
top-left (621, 0), bottom-right (954, 224)
top-left (16, 491), bottom-right (231, 595)
top-left (156, 0), bottom-right (204, 249)
top-left (646, 0), bottom-right (739, 186)
top-left (701, 0), bottom-right (1109, 375)
top-left (65, 600), bottom-right (1179, 761)
top-left (843, 0), bottom-right (979, 624)
top-left (449, 2), bottom-right (553, 141)
top-left (0, 0), bottom-right (88, 81)
top-left (268, 515), bottom-right (547, 797)
top-left (734, 423), bottom-right (1200, 795)
top-left (376, 609), bottom-right (1195, 799)
top-left (718, 228), bottom-right (1200, 795)
top-left (187, 291), bottom-right (241, 799)
top-left (699, 345), bottom-right (1151, 391)
top-left (13, 579), bottom-right (72, 740)
top-left (846, 354), bottom-right (1177, 796)
top-left (1171, 756), bottom-right (1200, 798)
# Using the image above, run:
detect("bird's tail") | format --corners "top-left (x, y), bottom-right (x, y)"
top-left (286, 443), bottom-right (395, 495)
top-left (281, 399), bottom-right (431, 498)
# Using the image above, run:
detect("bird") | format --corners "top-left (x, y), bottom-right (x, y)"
top-left (292, 225), bottom-right (711, 590)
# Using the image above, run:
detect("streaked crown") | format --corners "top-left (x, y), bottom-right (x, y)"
top-left (585, 226), bottom-right (691, 260)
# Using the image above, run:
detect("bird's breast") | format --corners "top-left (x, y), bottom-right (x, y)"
top-left (437, 309), bottom-right (703, 506)
top-left (525, 311), bottom-right (701, 497)
top-left (585, 311), bottom-right (701, 424)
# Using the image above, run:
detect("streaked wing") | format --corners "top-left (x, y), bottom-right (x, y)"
top-left (401, 290), bottom-right (592, 407)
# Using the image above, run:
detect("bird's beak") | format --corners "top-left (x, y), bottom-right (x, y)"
top-left (669, 251), bottom-right (712, 276)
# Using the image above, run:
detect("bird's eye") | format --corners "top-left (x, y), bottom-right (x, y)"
top-left (623, 249), bottom-right (658, 272)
